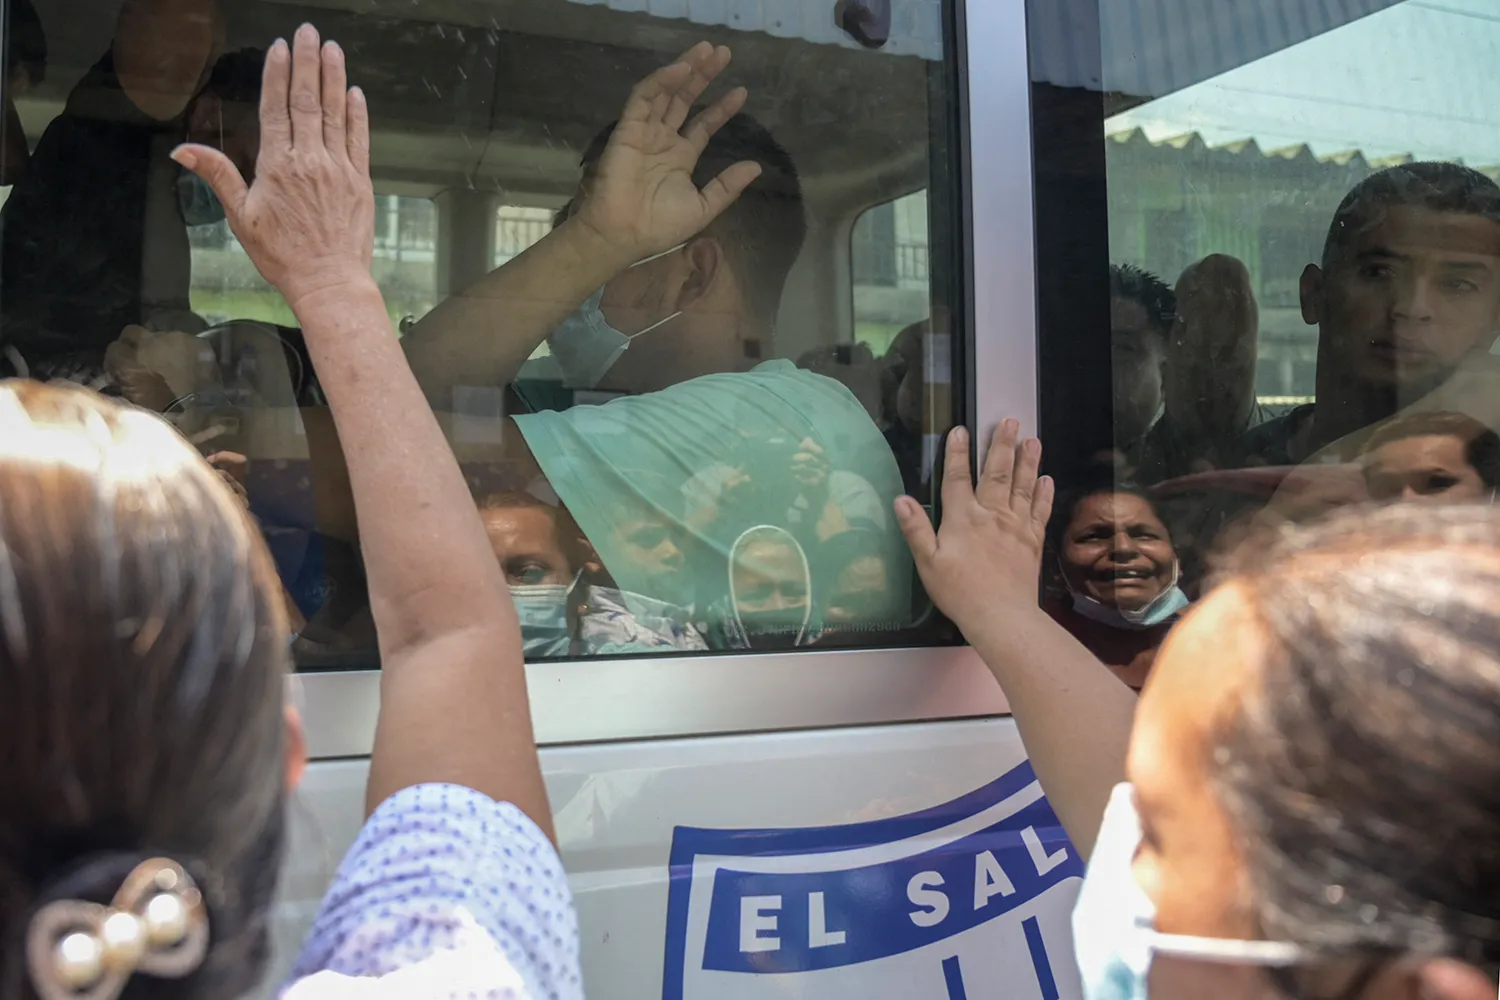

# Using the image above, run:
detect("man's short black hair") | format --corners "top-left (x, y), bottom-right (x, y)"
top-left (7, 0), bottom-right (46, 87)
top-left (577, 111), bottom-right (807, 330)
top-left (1109, 263), bottom-right (1175, 338)
top-left (1323, 162), bottom-right (1500, 268)
top-left (203, 47), bottom-right (266, 110)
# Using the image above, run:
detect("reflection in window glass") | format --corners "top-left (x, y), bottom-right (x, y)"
top-left (494, 205), bottom-right (553, 268)
top-left (1, 0), bottom-right (961, 667)
top-left (852, 191), bottom-right (930, 355)
top-left (1031, 0), bottom-right (1500, 690)
top-left (189, 195), bottom-right (437, 328)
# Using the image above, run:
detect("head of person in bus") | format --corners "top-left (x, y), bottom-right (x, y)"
top-left (813, 527), bottom-right (895, 639)
top-left (1, 0), bottom-right (46, 185)
top-left (1360, 410), bottom-right (1500, 505)
top-left (726, 524), bottom-right (813, 649)
top-left (0, 382), bottom-right (302, 1000)
top-left (1301, 163), bottom-right (1500, 407)
top-left (478, 490), bottom-right (594, 587)
top-left (1048, 479), bottom-right (1186, 628)
top-left (553, 111), bottom-right (807, 392)
top-left (1097, 503), bottom-right (1500, 1000)
top-left (1110, 264), bottom-right (1174, 446)
top-left (176, 48), bottom-right (266, 219)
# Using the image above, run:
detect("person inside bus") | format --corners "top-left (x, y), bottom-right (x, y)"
top-left (898, 423), bottom-right (1500, 1000)
top-left (0, 0), bottom-right (47, 186)
top-left (3, 26), bottom-right (579, 1000)
top-left (1240, 162), bottom-right (1500, 467)
top-left (479, 488), bottom-right (707, 656)
top-left (385, 43), bottom-right (908, 650)
top-left (1360, 409), bottom-right (1500, 505)
top-left (0, 0), bottom-right (263, 371)
top-left (704, 523), bottom-right (815, 650)
top-left (1114, 257), bottom-right (1261, 484)
top-left (1044, 474), bottom-right (1187, 692)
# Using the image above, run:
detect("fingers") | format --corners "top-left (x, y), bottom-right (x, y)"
top-left (974, 419), bottom-right (1019, 509)
top-left (895, 496), bottom-right (938, 564)
top-left (260, 37), bottom-right (292, 151)
top-left (698, 159), bottom-right (762, 222)
top-left (621, 59), bottom-right (693, 125)
top-left (938, 425), bottom-right (975, 521)
top-left (171, 145), bottom-right (249, 220)
top-left (321, 39), bottom-right (348, 157)
top-left (346, 86), bottom-right (370, 177)
top-left (289, 24), bottom-right (324, 149)
top-left (683, 86), bottom-right (748, 154)
top-left (1031, 474), bottom-right (1055, 533)
top-left (1009, 436), bottom-right (1041, 517)
top-left (665, 43), bottom-right (730, 132)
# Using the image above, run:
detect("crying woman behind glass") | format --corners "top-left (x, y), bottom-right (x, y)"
top-left (1043, 471), bottom-right (1189, 691)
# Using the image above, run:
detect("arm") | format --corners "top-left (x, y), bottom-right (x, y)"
top-left (177, 25), bottom-right (553, 837)
top-left (894, 422), bottom-right (1137, 858)
top-left (1164, 254), bottom-right (1259, 450)
top-left (401, 42), bottom-right (759, 400)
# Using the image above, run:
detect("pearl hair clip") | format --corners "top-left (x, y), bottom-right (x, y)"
top-left (25, 859), bottom-right (209, 1000)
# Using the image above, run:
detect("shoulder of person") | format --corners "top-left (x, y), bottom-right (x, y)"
top-left (288, 783), bottom-right (579, 997)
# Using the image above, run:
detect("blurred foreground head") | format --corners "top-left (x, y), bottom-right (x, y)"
top-left (0, 381), bottom-right (291, 1000)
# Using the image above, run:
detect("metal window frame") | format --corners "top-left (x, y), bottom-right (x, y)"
top-left (297, 0), bottom-right (1039, 760)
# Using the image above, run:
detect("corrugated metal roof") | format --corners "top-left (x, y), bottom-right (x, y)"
top-left (1107, 126), bottom-right (1500, 179)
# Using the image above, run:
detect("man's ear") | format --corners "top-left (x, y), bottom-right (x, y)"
top-left (674, 238), bottom-right (725, 313)
top-left (1300, 263), bottom-right (1326, 326)
top-left (1416, 959), bottom-right (1495, 1000)
top-left (285, 703), bottom-right (308, 792)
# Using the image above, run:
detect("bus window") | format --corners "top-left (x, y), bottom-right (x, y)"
top-left (1028, 0), bottom-right (1500, 690)
top-left (852, 190), bottom-right (930, 356)
top-left (190, 194), bottom-right (438, 328)
top-left (2, 0), bottom-right (962, 667)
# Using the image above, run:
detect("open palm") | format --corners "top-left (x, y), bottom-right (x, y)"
top-left (572, 42), bottom-right (763, 264)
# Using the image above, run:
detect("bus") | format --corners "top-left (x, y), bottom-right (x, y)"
top-left (2, 0), bottom-right (1486, 996)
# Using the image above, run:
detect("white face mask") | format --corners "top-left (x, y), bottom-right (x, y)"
top-left (1073, 784), bottom-right (1306, 1000)
top-left (1065, 559), bottom-right (1190, 630)
top-left (547, 245), bottom-right (686, 389)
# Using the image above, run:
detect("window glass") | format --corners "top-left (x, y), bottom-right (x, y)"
top-left (2, 0), bottom-right (960, 666)
top-left (1029, 0), bottom-right (1500, 691)
top-left (852, 190), bottom-right (930, 355)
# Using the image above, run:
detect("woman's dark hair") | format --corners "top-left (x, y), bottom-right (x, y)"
top-left (0, 383), bottom-right (289, 1000)
top-left (1211, 504), bottom-right (1500, 972)
top-left (1360, 410), bottom-right (1500, 491)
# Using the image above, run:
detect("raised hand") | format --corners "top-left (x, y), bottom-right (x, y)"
top-left (895, 420), bottom-right (1054, 631)
top-left (568, 42), bottom-right (762, 268)
top-left (171, 24), bottom-right (375, 311)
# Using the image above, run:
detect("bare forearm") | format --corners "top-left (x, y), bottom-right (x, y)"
top-left (403, 220), bottom-right (628, 399)
top-left (289, 277), bottom-right (553, 836)
top-left (964, 607), bottom-right (1135, 859)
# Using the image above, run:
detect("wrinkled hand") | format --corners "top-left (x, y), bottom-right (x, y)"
top-left (173, 24), bottom-right (374, 309)
top-left (569, 42), bottom-right (761, 267)
top-left (895, 421), bottom-right (1054, 630)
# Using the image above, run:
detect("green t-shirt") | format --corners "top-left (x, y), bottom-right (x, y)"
top-left (513, 360), bottom-right (912, 641)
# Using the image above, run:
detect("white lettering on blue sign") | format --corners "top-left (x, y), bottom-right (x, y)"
top-left (663, 761), bottom-right (1085, 1000)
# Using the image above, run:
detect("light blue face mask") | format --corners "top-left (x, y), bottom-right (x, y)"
top-left (547, 245), bottom-right (685, 389)
top-left (511, 581), bottom-right (575, 659)
top-left (1066, 560), bottom-right (1190, 631)
top-left (1073, 784), bottom-right (1306, 1000)
top-left (177, 167), bottom-right (227, 227)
